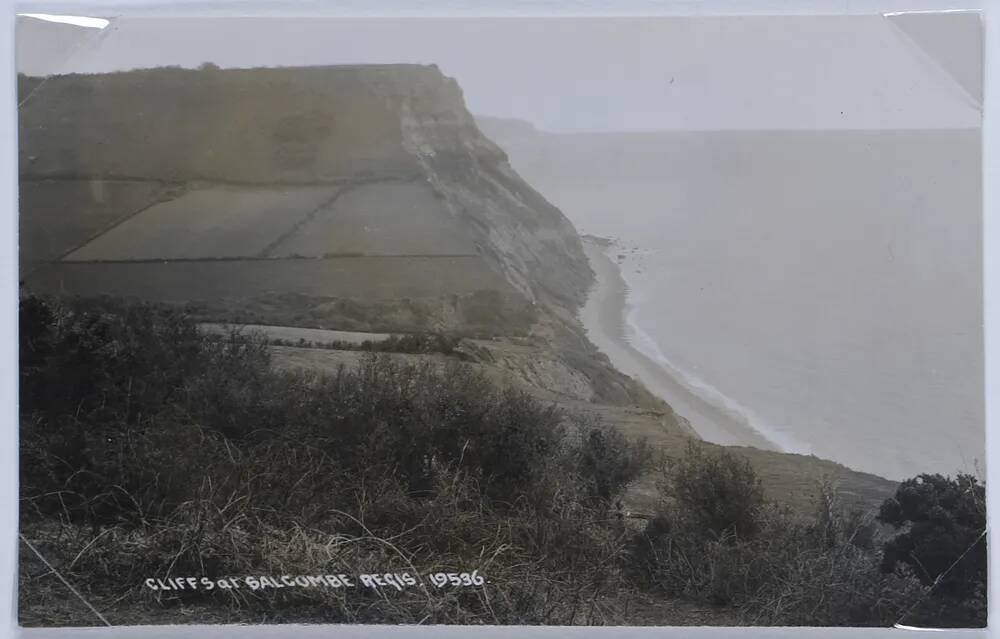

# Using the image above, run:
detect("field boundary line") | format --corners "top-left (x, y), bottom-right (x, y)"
top-left (256, 185), bottom-right (350, 258)
top-left (47, 181), bottom-right (180, 264)
top-left (254, 175), bottom-right (427, 258)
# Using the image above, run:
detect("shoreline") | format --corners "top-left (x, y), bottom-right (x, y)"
top-left (578, 237), bottom-right (783, 452)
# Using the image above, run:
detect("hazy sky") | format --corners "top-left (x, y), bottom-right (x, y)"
top-left (17, 13), bottom-right (982, 132)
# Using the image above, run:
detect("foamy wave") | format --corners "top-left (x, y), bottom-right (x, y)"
top-left (610, 248), bottom-right (812, 456)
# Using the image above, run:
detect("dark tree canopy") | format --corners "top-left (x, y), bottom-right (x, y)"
top-left (878, 473), bottom-right (986, 598)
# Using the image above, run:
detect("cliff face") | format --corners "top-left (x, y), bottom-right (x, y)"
top-left (19, 65), bottom-right (592, 311)
top-left (396, 91), bottom-right (592, 309)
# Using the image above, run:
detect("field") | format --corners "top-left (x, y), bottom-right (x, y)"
top-left (18, 66), bottom-right (426, 183)
top-left (197, 323), bottom-right (394, 344)
top-left (24, 178), bottom-right (499, 323)
top-left (26, 255), bottom-right (511, 301)
top-left (265, 181), bottom-right (479, 257)
top-left (18, 179), bottom-right (170, 272)
top-left (65, 186), bottom-right (340, 260)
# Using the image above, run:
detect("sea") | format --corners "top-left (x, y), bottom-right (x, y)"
top-left (497, 128), bottom-right (983, 481)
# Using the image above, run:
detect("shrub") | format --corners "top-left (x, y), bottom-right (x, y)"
top-left (574, 423), bottom-right (650, 503)
top-left (627, 449), bottom-right (931, 626)
top-left (737, 486), bottom-right (925, 626)
top-left (877, 473), bottom-right (987, 627)
top-left (665, 442), bottom-right (764, 540)
top-left (878, 473), bottom-right (986, 596)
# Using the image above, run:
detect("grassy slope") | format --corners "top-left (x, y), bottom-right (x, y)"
top-left (269, 321), bottom-right (898, 518)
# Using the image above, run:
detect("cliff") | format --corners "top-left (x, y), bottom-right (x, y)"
top-left (19, 64), bottom-right (592, 312)
top-left (18, 64), bottom-right (899, 517)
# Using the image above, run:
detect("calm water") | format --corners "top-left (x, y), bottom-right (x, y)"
top-left (497, 129), bottom-right (982, 480)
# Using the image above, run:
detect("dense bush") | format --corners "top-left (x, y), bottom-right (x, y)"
top-left (878, 474), bottom-right (986, 595)
top-left (663, 441), bottom-right (764, 540)
top-left (625, 443), bottom-right (985, 627)
top-left (19, 296), bottom-right (649, 624)
top-left (877, 473), bottom-right (987, 626)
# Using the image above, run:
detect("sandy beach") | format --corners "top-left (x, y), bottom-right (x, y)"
top-left (579, 237), bottom-right (782, 452)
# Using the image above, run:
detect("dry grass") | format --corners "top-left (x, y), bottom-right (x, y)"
top-left (19, 297), bottom-right (651, 626)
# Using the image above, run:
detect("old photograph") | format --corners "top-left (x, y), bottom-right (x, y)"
top-left (16, 11), bottom-right (986, 627)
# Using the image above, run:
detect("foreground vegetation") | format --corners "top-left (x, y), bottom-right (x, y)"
top-left (19, 297), bottom-right (986, 626)
top-left (630, 444), bottom-right (985, 626)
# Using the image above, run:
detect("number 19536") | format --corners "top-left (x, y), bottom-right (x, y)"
top-left (427, 571), bottom-right (486, 587)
